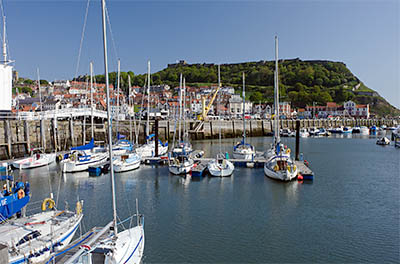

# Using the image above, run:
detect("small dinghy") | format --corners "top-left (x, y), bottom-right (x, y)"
top-left (376, 137), bottom-right (390, 145)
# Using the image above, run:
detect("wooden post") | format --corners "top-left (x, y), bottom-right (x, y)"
top-left (52, 118), bottom-right (57, 152)
top-left (24, 120), bottom-right (30, 154)
top-left (4, 120), bottom-right (12, 158)
top-left (261, 120), bottom-right (265, 136)
top-left (40, 119), bottom-right (46, 151)
top-left (295, 120), bottom-right (300, 161)
top-left (155, 118), bottom-right (159, 157)
top-left (83, 116), bottom-right (86, 144)
top-left (249, 120), bottom-right (252, 137)
top-left (210, 120), bottom-right (213, 138)
top-left (69, 117), bottom-right (75, 147)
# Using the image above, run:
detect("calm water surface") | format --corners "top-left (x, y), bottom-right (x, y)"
top-left (12, 135), bottom-right (400, 263)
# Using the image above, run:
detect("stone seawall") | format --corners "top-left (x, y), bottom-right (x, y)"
top-left (0, 118), bottom-right (397, 160)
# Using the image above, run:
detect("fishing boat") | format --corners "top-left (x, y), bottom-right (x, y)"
top-left (61, 139), bottom-right (108, 173)
top-left (61, 1), bottom-right (144, 262)
top-left (207, 65), bottom-right (235, 177)
top-left (113, 152), bottom-right (141, 172)
top-left (11, 150), bottom-right (56, 169)
top-left (0, 176), bottom-right (30, 220)
top-left (233, 72), bottom-right (255, 160)
top-left (264, 36), bottom-right (298, 182)
top-left (376, 137), bottom-right (390, 145)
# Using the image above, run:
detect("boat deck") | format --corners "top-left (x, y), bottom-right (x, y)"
top-left (54, 225), bottom-right (111, 263)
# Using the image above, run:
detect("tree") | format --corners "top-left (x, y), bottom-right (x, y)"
top-left (249, 91), bottom-right (264, 102)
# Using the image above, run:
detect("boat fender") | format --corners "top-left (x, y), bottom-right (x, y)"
top-left (57, 154), bottom-right (64, 162)
top-left (274, 165), bottom-right (279, 171)
top-left (41, 198), bottom-right (55, 211)
top-left (76, 201), bottom-right (83, 215)
top-left (293, 165), bottom-right (297, 171)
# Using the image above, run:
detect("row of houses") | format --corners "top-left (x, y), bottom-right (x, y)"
top-left (11, 79), bottom-right (370, 119)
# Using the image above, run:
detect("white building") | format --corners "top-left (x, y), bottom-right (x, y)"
top-left (228, 95), bottom-right (253, 117)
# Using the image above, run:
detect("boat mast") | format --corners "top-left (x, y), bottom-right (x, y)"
top-left (218, 64), bottom-right (222, 154)
top-left (90, 62), bottom-right (94, 140)
top-left (2, 16), bottom-right (6, 63)
top-left (242, 72), bottom-right (246, 144)
top-left (37, 68), bottom-right (42, 112)
top-left (116, 59), bottom-right (120, 138)
top-left (101, 0), bottom-right (117, 234)
top-left (146, 60), bottom-right (150, 138)
top-left (274, 35), bottom-right (280, 147)
top-left (183, 77), bottom-right (186, 141)
top-left (178, 73), bottom-right (182, 143)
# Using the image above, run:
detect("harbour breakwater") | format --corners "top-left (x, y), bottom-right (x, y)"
top-left (0, 118), bottom-right (398, 160)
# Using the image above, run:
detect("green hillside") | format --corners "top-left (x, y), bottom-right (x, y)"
top-left (76, 58), bottom-right (399, 117)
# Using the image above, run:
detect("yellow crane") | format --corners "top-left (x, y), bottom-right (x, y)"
top-left (197, 84), bottom-right (221, 121)
top-left (197, 64), bottom-right (223, 121)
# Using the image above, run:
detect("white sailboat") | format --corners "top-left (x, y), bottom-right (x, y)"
top-left (208, 65), bottom-right (234, 177)
top-left (135, 61), bottom-right (168, 159)
top-left (264, 36), bottom-right (298, 181)
top-left (169, 74), bottom-right (194, 175)
top-left (12, 69), bottom-right (56, 169)
top-left (61, 139), bottom-right (108, 173)
top-left (232, 72), bottom-right (255, 160)
top-left (63, 1), bottom-right (144, 262)
top-left (113, 152), bottom-right (141, 172)
top-left (11, 150), bottom-right (56, 169)
top-left (171, 76), bottom-right (193, 156)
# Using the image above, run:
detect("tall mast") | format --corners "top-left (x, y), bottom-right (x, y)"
top-left (101, 0), bottom-right (117, 234)
top-left (37, 68), bottom-right (42, 112)
top-left (183, 77), bottom-right (186, 141)
top-left (146, 60), bottom-right (150, 138)
top-left (116, 59), bottom-right (120, 137)
top-left (218, 64), bottom-right (222, 154)
top-left (274, 35), bottom-right (280, 146)
top-left (178, 73), bottom-right (182, 143)
top-left (2, 16), bottom-right (7, 63)
top-left (90, 62), bottom-right (94, 140)
top-left (242, 72), bottom-right (246, 143)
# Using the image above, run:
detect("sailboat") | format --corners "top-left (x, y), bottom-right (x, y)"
top-left (62, 1), bottom-right (144, 262)
top-left (232, 72), bottom-right (255, 160)
top-left (171, 75), bottom-right (193, 156)
top-left (135, 61), bottom-right (168, 159)
top-left (169, 74), bottom-right (194, 175)
top-left (208, 65), bottom-right (234, 177)
top-left (12, 69), bottom-right (56, 169)
top-left (264, 36), bottom-right (298, 181)
top-left (61, 138), bottom-right (108, 173)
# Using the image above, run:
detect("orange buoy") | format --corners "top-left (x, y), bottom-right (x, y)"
top-left (297, 174), bottom-right (303, 181)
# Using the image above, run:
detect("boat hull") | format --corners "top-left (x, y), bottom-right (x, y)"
top-left (62, 153), bottom-right (108, 173)
top-left (114, 159), bottom-right (141, 172)
top-left (11, 154), bottom-right (56, 169)
top-left (207, 159), bottom-right (234, 177)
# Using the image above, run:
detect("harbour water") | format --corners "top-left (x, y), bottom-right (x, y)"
top-left (11, 135), bottom-right (400, 263)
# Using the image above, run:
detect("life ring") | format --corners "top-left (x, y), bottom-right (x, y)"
top-left (42, 198), bottom-right (55, 211)
top-left (76, 201), bottom-right (82, 215)
top-left (70, 154), bottom-right (75, 161)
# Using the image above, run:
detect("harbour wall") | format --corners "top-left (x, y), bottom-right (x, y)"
top-left (0, 118), bottom-right (398, 160)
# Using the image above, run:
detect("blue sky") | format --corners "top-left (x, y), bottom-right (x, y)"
top-left (3, 0), bottom-right (399, 108)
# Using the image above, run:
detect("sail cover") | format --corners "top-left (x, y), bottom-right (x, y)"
top-left (71, 138), bottom-right (95, 150)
